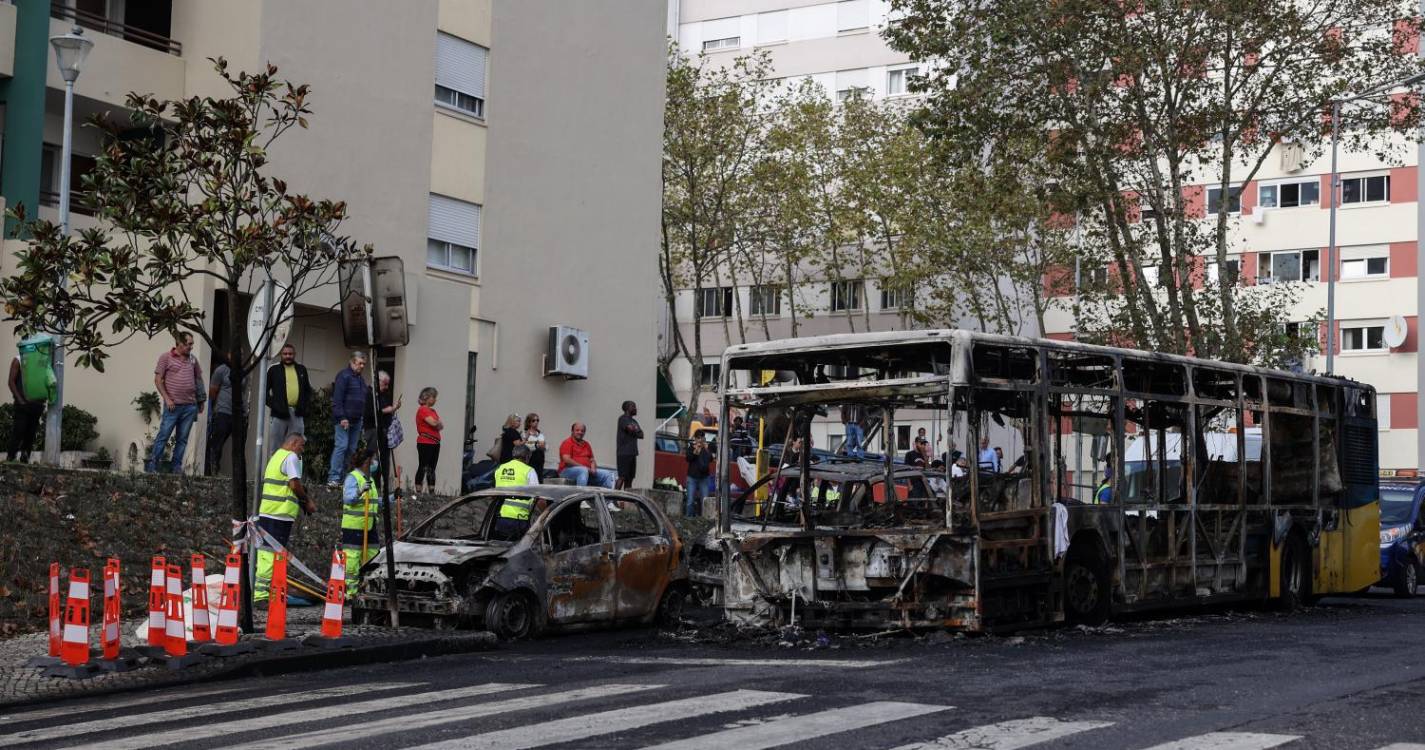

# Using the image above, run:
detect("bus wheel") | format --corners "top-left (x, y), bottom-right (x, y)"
top-left (1393, 560), bottom-right (1419, 598)
top-left (1064, 547), bottom-right (1110, 626)
top-left (1276, 537), bottom-right (1311, 611)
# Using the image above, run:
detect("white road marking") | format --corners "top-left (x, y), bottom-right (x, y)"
top-left (406, 689), bottom-right (805, 750)
top-left (645, 701), bottom-right (953, 750)
top-left (0, 682), bottom-right (417, 744)
top-left (222, 684), bottom-right (664, 750)
top-left (0, 681), bottom-right (257, 723)
top-left (567, 656), bottom-right (903, 669)
top-left (1139, 732), bottom-right (1301, 750)
top-left (1372, 745), bottom-right (1425, 750)
top-left (61, 683), bottom-right (529, 750)
top-left (888, 716), bottom-right (1115, 749)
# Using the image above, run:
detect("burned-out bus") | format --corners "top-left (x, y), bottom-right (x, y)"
top-left (712, 330), bottom-right (1381, 631)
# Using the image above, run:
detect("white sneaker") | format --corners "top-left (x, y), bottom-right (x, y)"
top-left (606, 501), bottom-right (621, 512)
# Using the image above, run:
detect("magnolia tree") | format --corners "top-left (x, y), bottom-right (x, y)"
top-left (0, 59), bottom-right (367, 627)
top-left (887, 0), bottom-right (1425, 365)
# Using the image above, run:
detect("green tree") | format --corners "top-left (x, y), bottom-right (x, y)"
top-left (0, 59), bottom-right (367, 627)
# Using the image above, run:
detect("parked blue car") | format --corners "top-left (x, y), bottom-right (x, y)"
top-left (1378, 481), bottom-right (1425, 597)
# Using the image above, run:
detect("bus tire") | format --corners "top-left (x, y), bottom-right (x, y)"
top-left (1276, 536), bottom-right (1311, 611)
top-left (1063, 546), bottom-right (1110, 626)
top-left (1392, 559), bottom-right (1418, 598)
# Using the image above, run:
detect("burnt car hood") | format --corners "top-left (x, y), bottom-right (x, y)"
top-left (375, 540), bottom-right (514, 567)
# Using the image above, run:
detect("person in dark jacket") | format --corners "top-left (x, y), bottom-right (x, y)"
top-left (684, 433), bottom-right (714, 517)
top-left (265, 343), bottom-right (313, 454)
top-left (327, 352), bottom-right (368, 486)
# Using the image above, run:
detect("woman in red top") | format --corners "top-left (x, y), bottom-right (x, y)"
top-left (413, 387), bottom-right (443, 493)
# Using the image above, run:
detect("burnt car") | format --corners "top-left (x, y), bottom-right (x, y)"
top-left (351, 486), bottom-right (688, 638)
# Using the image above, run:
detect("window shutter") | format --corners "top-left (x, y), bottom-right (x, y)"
top-left (428, 194), bottom-right (481, 249)
top-left (837, 0), bottom-right (868, 30)
top-left (435, 32), bottom-right (487, 100)
top-left (756, 11), bottom-right (787, 43)
top-left (835, 68), bottom-right (869, 91)
top-left (702, 16), bottom-right (739, 42)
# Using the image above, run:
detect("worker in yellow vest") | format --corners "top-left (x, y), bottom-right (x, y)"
top-left (493, 445), bottom-right (541, 539)
top-left (341, 447), bottom-right (381, 595)
top-left (256, 432), bottom-right (316, 602)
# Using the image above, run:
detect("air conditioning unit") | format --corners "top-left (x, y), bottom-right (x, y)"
top-left (546, 325), bottom-right (590, 379)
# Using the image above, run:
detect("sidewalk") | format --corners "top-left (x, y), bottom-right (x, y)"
top-left (0, 606), bottom-right (498, 710)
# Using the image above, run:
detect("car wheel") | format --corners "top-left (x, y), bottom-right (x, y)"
top-left (1276, 537), bottom-right (1311, 611)
top-left (1393, 560), bottom-right (1419, 598)
top-left (656, 586), bottom-right (688, 628)
top-left (1063, 547), bottom-right (1110, 626)
top-left (485, 591), bottom-right (538, 640)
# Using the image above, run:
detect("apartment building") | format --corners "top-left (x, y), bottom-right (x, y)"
top-left (672, 0), bottom-right (1423, 472)
top-left (0, 0), bottom-right (666, 488)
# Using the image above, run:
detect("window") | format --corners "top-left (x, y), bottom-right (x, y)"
top-left (755, 10), bottom-right (787, 44)
top-left (1256, 250), bottom-right (1318, 283)
top-left (699, 363), bottom-right (722, 389)
top-left (697, 287), bottom-right (733, 318)
top-left (1084, 264), bottom-right (1109, 288)
top-left (749, 285), bottom-right (782, 316)
top-left (1341, 254), bottom-right (1389, 280)
top-left (1206, 185), bottom-right (1242, 214)
top-left (879, 279), bottom-right (912, 310)
top-left (1258, 178), bottom-right (1319, 209)
top-left (837, 0), bottom-right (869, 32)
top-left (434, 33), bottom-right (487, 119)
top-left (1341, 174), bottom-right (1390, 204)
top-left (887, 66), bottom-right (919, 96)
top-left (837, 87), bottom-right (870, 103)
top-left (427, 194), bottom-right (481, 276)
top-left (1141, 265), bottom-right (1160, 287)
top-left (1208, 258), bottom-right (1241, 285)
top-left (835, 68), bottom-right (870, 102)
top-left (701, 17), bottom-right (741, 51)
top-left (611, 500), bottom-right (661, 539)
top-left (703, 35), bottom-right (740, 51)
top-left (830, 279), bottom-right (864, 312)
top-left (1341, 324), bottom-right (1386, 352)
top-left (39, 145), bottom-right (97, 215)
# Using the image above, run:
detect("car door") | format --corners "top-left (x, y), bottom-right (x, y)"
top-left (606, 495), bottom-right (674, 621)
top-left (541, 495), bottom-right (616, 625)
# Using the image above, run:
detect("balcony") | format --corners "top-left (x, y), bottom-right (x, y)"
top-left (51, 2), bottom-right (179, 56)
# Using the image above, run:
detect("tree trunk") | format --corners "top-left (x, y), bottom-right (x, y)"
top-left (226, 282), bottom-right (254, 632)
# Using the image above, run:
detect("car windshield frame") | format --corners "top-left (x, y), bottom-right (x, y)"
top-left (1380, 488), bottom-right (1417, 526)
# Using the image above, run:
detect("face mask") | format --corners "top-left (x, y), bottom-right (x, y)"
top-left (370, 459), bottom-right (380, 472)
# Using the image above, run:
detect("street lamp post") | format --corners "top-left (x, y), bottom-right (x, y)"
top-left (43, 27), bottom-right (92, 465)
top-left (1325, 70), bottom-right (1425, 375)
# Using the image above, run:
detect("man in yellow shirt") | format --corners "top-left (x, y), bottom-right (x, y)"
top-left (264, 344), bottom-right (312, 453)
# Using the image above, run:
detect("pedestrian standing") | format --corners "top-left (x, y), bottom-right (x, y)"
top-left (615, 400), bottom-right (643, 490)
top-left (204, 351), bottom-right (235, 476)
top-left (363, 370), bottom-right (402, 451)
top-left (340, 447), bottom-right (380, 595)
top-left (414, 387), bottom-right (443, 493)
top-left (523, 413), bottom-right (547, 478)
top-left (148, 332), bottom-right (205, 474)
top-left (497, 413), bottom-right (523, 463)
top-left (265, 344), bottom-right (312, 452)
top-left (978, 436), bottom-right (999, 473)
top-left (327, 352), bottom-right (368, 486)
top-left (255, 433), bottom-right (315, 603)
top-left (7, 336), bottom-right (52, 463)
top-left (684, 433), bottom-right (713, 517)
top-left (841, 404), bottom-right (864, 459)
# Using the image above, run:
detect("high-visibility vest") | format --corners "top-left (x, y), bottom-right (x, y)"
top-left (496, 460), bottom-right (534, 521)
top-left (259, 449), bottom-right (301, 520)
top-left (1094, 480), bottom-right (1111, 505)
top-left (18, 335), bottom-right (56, 402)
top-left (341, 468), bottom-right (378, 532)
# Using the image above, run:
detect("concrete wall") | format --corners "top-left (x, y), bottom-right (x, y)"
top-left (477, 0), bottom-right (666, 481)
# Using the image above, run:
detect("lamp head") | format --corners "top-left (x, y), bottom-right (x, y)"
top-left (50, 26), bottom-right (93, 84)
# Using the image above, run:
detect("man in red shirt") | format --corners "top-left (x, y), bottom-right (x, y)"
top-left (147, 332), bottom-right (204, 473)
top-left (558, 422), bottom-right (615, 488)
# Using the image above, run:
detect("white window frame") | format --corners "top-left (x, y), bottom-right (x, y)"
top-left (879, 279), bottom-right (912, 310)
top-left (1256, 249), bottom-right (1318, 284)
top-left (702, 35), bottom-right (740, 51)
top-left (1340, 252), bottom-right (1390, 281)
top-left (434, 32), bottom-right (487, 120)
top-left (830, 279), bottom-right (865, 312)
top-left (749, 284), bottom-right (782, 316)
top-left (697, 287), bottom-right (734, 318)
top-left (1141, 265), bottom-right (1160, 287)
top-left (1339, 173), bottom-right (1390, 205)
top-left (426, 239), bottom-right (477, 275)
top-left (1340, 321), bottom-right (1388, 353)
top-left (427, 193), bottom-right (481, 277)
top-left (886, 66), bottom-right (919, 96)
top-left (1207, 258), bottom-right (1242, 285)
top-left (1257, 177), bottom-right (1320, 209)
top-left (699, 362), bottom-right (722, 390)
top-left (1205, 184), bottom-right (1242, 215)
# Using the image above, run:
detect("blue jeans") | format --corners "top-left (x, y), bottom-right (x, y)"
top-left (844, 422), bottom-right (865, 458)
top-left (560, 465), bottom-right (615, 488)
top-left (328, 419), bottom-right (363, 482)
top-left (147, 403), bottom-right (198, 474)
top-left (686, 475), bottom-right (714, 517)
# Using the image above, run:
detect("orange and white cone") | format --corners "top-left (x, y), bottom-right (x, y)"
top-left (101, 559), bottom-right (120, 661)
top-left (264, 551), bottom-right (289, 642)
top-left (47, 562), bottom-right (61, 657)
top-left (189, 554), bottom-right (211, 643)
top-left (214, 552), bottom-right (241, 646)
top-left (321, 549), bottom-right (347, 639)
top-left (164, 563), bottom-right (186, 657)
top-left (146, 556), bottom-right (166, 648)
top-left (59, 568), bottom-right (91, 667)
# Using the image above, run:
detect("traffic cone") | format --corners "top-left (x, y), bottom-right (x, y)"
top-left (200, 551), bottom-right (254, 656)
top-left (258, 551), bottom-right (300, 651)
top-left (26, 563), bottom-right (63, 668)
top-left (43, 568), bottom-right (98, 679)
top-left (96, 559), bottom-right (139, 672)
top-left (305, 549), bottom-right (355, 649)
top-left (189, 554), bottom-right (211, 643)
top-left (138, 555), bottom-right (167, 657)
top-left (160, 563), bottom-right (204, 669)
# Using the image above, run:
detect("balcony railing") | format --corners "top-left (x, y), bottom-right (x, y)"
top-left (51, 4), bottom-right (181, 56)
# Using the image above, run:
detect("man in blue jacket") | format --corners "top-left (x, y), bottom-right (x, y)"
top-left (328, 352), bottom-right (368, 486)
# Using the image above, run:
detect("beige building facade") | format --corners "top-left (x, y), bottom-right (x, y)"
top-left (0, 0), bottom-right (666, 489)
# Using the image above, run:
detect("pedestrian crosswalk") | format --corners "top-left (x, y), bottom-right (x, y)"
top-left (0, 677), bottom-right (1418, 750)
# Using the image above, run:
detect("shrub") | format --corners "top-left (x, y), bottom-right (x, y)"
top-left (303, 386), bottom-right (334, 481)
top-left (0, 403), bottom-right (99, 451)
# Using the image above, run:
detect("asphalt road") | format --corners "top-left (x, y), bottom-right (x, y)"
top-left (4, 592), bottom-right (1425, 750)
